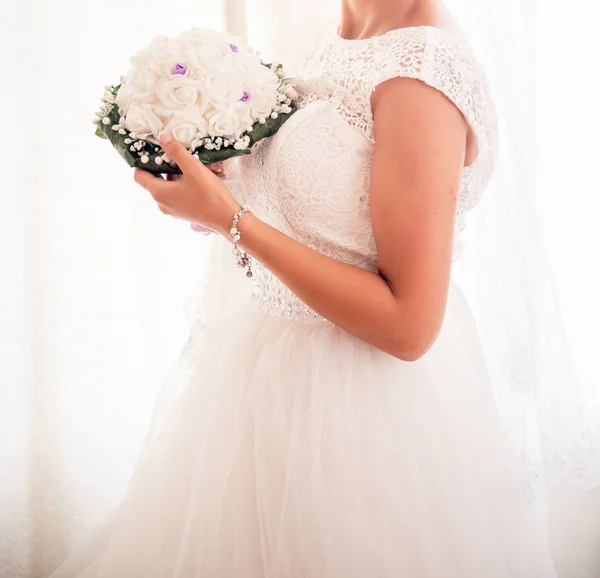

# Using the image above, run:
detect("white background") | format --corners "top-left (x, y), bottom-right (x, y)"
top-left (0, 0), bottom-right (598, 576)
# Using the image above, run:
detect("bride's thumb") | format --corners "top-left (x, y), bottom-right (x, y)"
top-left (158, 132), bottom-right (196, 174)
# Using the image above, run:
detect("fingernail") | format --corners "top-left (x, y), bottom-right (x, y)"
top-left (159, 132), bottom-right (172, 145)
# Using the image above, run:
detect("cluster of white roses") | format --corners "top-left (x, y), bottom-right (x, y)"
top-left (94, 28), bottom-right (298, 165)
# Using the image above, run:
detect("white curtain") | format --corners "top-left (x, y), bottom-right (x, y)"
top-left (444, 0), bottom-right (600, 574)
top-left (0, 1), bottom-right (598, 577)
top-left (536, 1), bottom-right (600, 574)
top-left (0, 1), bottom-right (225, 575)
top-left (537, 0), bottom-right (600, 388)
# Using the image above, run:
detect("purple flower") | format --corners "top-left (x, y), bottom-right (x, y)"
top-left (240, 91), bottom-right (251, 102)
top-left (229, 43), bottom-right (239, 53)
top-left (171, 62), bottom-right (187, 75)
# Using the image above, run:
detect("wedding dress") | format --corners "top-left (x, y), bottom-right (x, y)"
top-left (49, 21), bottom-right (558, 578)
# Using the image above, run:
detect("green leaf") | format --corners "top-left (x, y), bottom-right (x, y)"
top-left (247, 109), bottom-right (297, 146)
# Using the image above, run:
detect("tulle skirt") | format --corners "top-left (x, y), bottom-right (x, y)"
top-left (48, 283), bottom-right (557, 577)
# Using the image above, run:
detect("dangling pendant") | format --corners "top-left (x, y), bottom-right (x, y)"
top-left (231, 206), bottom-right (253, 280)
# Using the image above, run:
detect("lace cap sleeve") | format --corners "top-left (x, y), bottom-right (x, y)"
top-left (371, 26), bottom-right (498, 254)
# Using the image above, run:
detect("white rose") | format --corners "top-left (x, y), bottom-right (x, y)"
top-left (239, 66), bottom-right (280, 119)
top-left (144, 38), bottom-right (181, 73)
top-left (164, 108), bottom-right (208, 147)
top-left (111, 28), bottom-right (288, 146)
top-left (135, 63), bottom-right (165, 92)
top-left (236, 104), bottom-right (253, 130)
top-left (124, 104), bottom-right (164, 141)
top-left (183, 44), bottom-right (228, 73)
top-left (179, 28), bottom-right (219, 47)
top-left (227, 51), bottom-right (265, 78)
top-left (114, 83), bottom-right (136, 115)
top-left (207, 105), bottom-right (246, 138)
top-left (129, 43), bottom-right (158, 70)
top-left (248, 86), bottom-right (279, 119)
top-left (116, 67), bottom-right (164, 114)
top-left (201, 70), bottom-right (243, 106)
top-left (155, 76), bottom-right (209, 112)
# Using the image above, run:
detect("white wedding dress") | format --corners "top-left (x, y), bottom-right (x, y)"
top-left (49, 23), bottom-right (558, 578)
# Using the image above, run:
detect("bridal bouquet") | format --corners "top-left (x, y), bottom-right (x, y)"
top-left (94, 28), bottom-right (298, 174)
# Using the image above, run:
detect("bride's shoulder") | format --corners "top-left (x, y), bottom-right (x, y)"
top-left (370, 26), bottom-right (494, 132)
top-left (366, 26), bottom-right (482, 84)
top-left (303, 22), bottom-right (486, 94)
top-left (372, 25), bottom-right (498, 208)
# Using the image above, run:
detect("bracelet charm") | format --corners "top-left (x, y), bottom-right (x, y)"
top-left (231, 207), bottom-right (253, 278)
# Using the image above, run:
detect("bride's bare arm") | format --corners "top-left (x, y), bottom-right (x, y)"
top-left (236, 79), bottom-right (466, 359)
top-left (134, 78), bottom-right (468, 361)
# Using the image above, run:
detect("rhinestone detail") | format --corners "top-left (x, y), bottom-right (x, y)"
top-left (251, 262), bottom-right (333, 327)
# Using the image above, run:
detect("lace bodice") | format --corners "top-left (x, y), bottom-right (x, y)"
top-left (231, 25), bottom-right (497, 323)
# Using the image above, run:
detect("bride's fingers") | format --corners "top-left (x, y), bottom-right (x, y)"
top-left (164, 166), bottom-right (223, 181)
top-left (208, 162), bottom-right (225, 180)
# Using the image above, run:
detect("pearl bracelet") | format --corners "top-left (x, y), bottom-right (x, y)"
top-left (230, 207), bottom-right (253, 278)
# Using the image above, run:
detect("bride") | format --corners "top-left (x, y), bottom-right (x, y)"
top-left (50, 0), bottom-right (559, 576)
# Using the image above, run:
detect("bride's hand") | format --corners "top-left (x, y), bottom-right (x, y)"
top-left (165, 163), bottom-right (225, 234)
top-left (133, 133), bottom-right (241, 235)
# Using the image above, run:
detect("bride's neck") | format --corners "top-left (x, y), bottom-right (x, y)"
top-left (339, 0), bottom-right (435, 39)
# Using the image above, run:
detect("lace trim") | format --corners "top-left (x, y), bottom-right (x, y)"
top-left (251, 262), bottom-right (333, 326)
top-left (297, 25), bottom-right (498, 259)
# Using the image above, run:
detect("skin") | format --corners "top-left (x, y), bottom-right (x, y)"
top-left (134, 0), bottom-right (476, 361)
